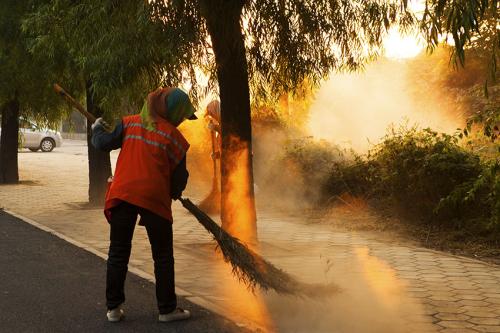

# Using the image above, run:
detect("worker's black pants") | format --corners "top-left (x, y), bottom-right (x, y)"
top-left (106, 201), bottom-right (176, 314)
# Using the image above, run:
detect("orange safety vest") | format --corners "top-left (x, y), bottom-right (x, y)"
top-left (104, 114), bottom-right (190, 222)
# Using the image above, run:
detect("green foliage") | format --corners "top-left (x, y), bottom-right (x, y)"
top-left (437, 160), bottom-right (500, 234)
top-left (244, 0), bottom-right (415, 99)
top-left (463, 85), bottom-right (500, 143)
top-left (322, 156), bottom-right (376, 201)
top-left (370, 127), bottom-right (497, 235)
top-left (282, 137), bottom-right (344, 190)
top-left (367, 127), bottom-right (483, 222)
top-left (4, 0), bottom-right (494, 120)
top-left (0, 0), bottom-right (68, 127)
top-left (406, 45), bottom-right (499, 144)
top-left (407, 45), bottom-right (490, 90)
top-left (260, 136), bottom-right (344, 204)
top-left (420, 0), bottom-right (499, 81)
top-left (17, 0), bottom-right (495, 122)
top-left (127, 0), bottom-right (416, 104)
top-left (22, 0), bottom-right (199, 116)
top-left (280, 126), bottom-right (499, 237)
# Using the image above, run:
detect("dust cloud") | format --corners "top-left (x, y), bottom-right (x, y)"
top-left (178, 117), bottom-right (215, 195)
top-left (252, 124), bottom-right (314, 211)
top-left (308, 58), bottom-right (465, 152)
top-left (202, 244), bottom-right (432, 333)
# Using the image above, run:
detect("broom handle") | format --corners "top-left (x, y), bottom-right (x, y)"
top-left (179, 197), bottom-right (224, 237)
top-left (210, 129), bottom-right (219, 188)
top-left (53, 83), bottom-right (112, 133)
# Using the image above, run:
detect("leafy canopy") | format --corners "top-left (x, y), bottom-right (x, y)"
top-left (24, 0), bottom-right (416, 111)
top-left (421, 0), bottom-right (498, 81)
top-left (15, 0), bottom-right (497, 119)
top-left (0, 0), bottom-right (67, 126)
top-left (22, 0), bottom-right (195, 115)
top-left (150, 0), bottom-right (415, 100)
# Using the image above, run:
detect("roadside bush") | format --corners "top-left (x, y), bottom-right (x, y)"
top-left (368, 127), bottom-right (483, 223)
top-left (436, 160), bottom-right (500, 235)
top-left (261, 137), bottom-right (344, 205)
top-left (321, 156), bottom-right (374, 200)
top-left (267, 125), bottom-right (499, 239)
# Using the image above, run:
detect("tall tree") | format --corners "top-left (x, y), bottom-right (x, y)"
top-left (0, 0), bottom-right (67, 184)
top-left (85, 82), bottom-right (112, 205)
top-left (0, 1), bottom-right (28, 184)
top-left (0, 100), bottom-right (19, 183)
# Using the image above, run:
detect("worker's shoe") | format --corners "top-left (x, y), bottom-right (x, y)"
top-left (158, 308), bottom-right (191, 322)
top-left (107, 307), bottom-right (124, 322)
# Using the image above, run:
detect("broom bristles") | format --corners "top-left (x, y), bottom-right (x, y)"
top-left (179, 198), bottom-right (338, 297)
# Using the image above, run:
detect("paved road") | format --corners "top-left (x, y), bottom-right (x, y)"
top-left (0, 210), bottom-right (249, 333)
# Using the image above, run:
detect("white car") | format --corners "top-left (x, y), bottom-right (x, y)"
top-left (0, 119), bottom-right (63, 152)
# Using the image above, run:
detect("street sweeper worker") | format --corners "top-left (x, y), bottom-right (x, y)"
top-left (197, 100), bottom-right (222, 213)
top-left (203, 100), bottom-right (260, 196)
top-left (205, 100), bottom-right (221, 160)
top-left (91, 87), bottom-right (197, 323)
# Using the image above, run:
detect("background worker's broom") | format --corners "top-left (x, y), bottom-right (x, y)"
top-left (54, 83), bottom-right (337, 297)
top-left (198, 130), bottom-right (221, 214)
top-left (180, 197), bottom-right (338, 297)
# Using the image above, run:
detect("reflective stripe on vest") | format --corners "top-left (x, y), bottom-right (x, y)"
top-left (122, 119), bottom-right (188, 166)
top-left (123, 122), bottom-right (186, 155)
top-left (123, 134), bottom-right (180, 165)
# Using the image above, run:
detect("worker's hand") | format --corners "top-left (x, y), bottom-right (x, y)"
top-left (207, 121), bottom-right (220, 132)
top-left (207, 121), bottom-right (215, 131)
top-left (91, 117), bottom-right (109, 131)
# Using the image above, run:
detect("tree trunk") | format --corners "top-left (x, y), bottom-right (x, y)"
top-left (0, 99), bottom-right (19, 184)
top-left (86, 81), bottom-right (112, 205)
top-left (203, 0), bottom-right (257, 245)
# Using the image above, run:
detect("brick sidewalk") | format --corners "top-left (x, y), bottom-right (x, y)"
top-left (1, 140), bottom-right (499, 333)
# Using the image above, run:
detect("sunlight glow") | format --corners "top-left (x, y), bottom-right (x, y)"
top-left (382, 0), bottom-right (426, 59)
top-left (383, 28), bottom-right (424, 59)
